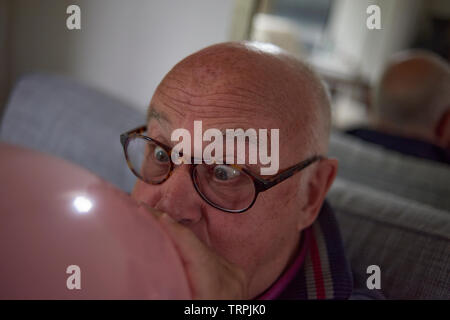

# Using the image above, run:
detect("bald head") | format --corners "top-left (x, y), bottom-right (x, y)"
top-left (152, 41), bottom-right (331, 154)
top-left (373, 50), bottom-right (450, 135)
top-left (137, 43), bottom-right (339, 298)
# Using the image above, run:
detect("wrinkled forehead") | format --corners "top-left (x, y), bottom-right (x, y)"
top-left (149, 60), bottom-right (289, 132)
top-left (146, 51), bottom-right (319, 160)
top-left (150, 75), bottom-right (296, 133)
top-left (147, 99), bottom-right (286, 148)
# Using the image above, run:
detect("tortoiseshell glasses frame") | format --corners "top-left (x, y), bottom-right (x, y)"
top-left (120, 125), bottom-right (324, 213)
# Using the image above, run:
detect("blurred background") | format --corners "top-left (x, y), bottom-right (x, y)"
top-left (1, 0), bottom-right (449, 128)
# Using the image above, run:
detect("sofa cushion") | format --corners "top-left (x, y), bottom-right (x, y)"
top-left (329, 131), bottom-right (450, 212)
top-left (328, 178), bottom-right (450, 299)
top-left (0, 74), bottom-right (145, 192)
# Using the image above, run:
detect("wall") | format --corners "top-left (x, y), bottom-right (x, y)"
top-left (327, 0), bottom-right (423, 83)
top-left (8, 0), bottom-right (234, 112)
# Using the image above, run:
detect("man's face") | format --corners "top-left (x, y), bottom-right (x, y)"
top-left (131, 62), bottom-right (312, 297)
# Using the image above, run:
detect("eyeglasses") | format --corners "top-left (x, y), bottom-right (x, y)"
top-left (120, 125), bottom-right (324, 213)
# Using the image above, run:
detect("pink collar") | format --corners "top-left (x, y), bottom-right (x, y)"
top-left (256, 227), bottom-right (311, 300)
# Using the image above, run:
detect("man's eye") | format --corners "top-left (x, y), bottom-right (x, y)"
top-left (154, 146), bottom-right (169, 163)
top-left (213, 165), bottom-right (240, 181)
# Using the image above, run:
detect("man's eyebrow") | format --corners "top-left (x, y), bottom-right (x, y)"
top-left (146, 107), bottom-right (171, 124)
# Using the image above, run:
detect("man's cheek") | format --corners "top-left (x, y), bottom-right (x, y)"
top-left (209, 224), bottom-right (262, 261)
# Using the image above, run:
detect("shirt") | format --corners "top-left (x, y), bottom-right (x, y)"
top-left (346, 128), bottom-right (450, 165)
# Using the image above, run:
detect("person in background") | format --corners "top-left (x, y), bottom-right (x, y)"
top-left (347, 50), bottom-right (450, 165)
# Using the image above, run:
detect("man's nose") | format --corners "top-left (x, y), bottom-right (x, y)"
top-left (154, 165), bottom-right (203, 226)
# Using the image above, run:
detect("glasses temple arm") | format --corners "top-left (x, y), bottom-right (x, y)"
top-left (261, 155), bottom-right (324, 189)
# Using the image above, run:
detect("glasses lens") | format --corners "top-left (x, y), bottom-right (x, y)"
top-left (126, 136), bottom-right (171, 184)
top-left (193, 164), bottom-right (256, 212)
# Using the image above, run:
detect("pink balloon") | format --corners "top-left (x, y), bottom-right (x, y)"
top-left (0, 143), bottom-right (191, 299)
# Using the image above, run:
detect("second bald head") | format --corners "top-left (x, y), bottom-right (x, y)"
top-left (372, 50), bottom-right (450, 134)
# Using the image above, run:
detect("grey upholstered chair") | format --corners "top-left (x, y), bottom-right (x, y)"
top-left (329, 131), bottom-right (450, 212)
top-left (0, 74), bottom-right (144, 192)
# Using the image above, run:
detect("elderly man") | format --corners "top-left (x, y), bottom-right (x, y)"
top-left (123, 42), bottom-right (354, 299)
top-left (347, 50), bottom-right (450, 165)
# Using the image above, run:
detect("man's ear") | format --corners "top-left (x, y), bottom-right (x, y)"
top-left (435, 108), bottom-right (450, 149)
top-left (298, 158), bottom-right (338, 231)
